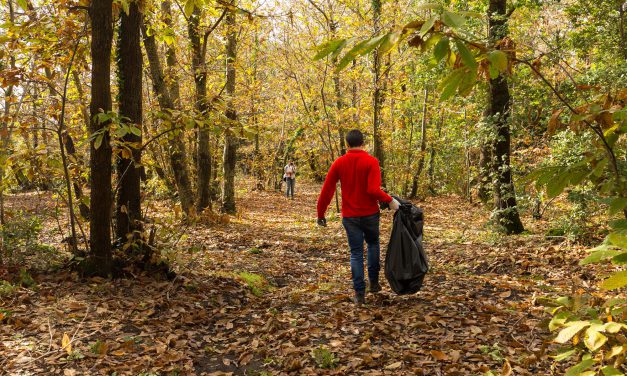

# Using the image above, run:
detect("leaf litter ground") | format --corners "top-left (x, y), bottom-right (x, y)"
top-left (0, 183), bottom-right (604, 375)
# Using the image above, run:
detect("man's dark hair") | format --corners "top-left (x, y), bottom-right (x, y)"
top-left (345, 129), bottom-right (364, 147)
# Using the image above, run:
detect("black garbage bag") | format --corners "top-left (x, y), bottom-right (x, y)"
top-left (384, 197), bottom-right (428, 295)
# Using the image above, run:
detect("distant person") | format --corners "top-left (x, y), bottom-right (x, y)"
top-left (316, 129), bottom-right (400, 305)
top-left (284, 161), bottom-right (296, 199)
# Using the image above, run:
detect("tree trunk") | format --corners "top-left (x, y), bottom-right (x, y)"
top-left (87, 0), bottom-right (114, 275)
top-left (189, 6), bottom-right (213, 212)
top-left (427, 110), bottom-right (442, 195)
top-left (619, 1), bottom-right (627, 60)
top-left (371, 0), bottom-right (386, 186)
top-left (409, 87), bottom-right (429, 198)
top-left (141, 16), bottom-right (196, 216)
top-left (488, 0), bottom-right (524, 234)
top-left (477, 132), bottom-right (493, 203)
top-left (115, 1), bottom-right (143, 241)
top-left (351, 60), bottom-right (359, 125)
top-left (221, 5), bottom-right (237, 214)
top-left (329, 21), bottom-right (346, 156)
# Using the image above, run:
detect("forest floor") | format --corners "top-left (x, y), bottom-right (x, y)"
top-left (0, 182), bottom-right (603, 375)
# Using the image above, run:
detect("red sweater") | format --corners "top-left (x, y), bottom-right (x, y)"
top-left (317, 149), bottom-right (392, 218)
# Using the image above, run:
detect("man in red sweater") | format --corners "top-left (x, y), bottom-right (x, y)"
top-left (317, 129), bottom-right (400, 305)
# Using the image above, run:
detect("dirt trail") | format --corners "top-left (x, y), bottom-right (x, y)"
top-left (1, 182), bottom-right (590, 375)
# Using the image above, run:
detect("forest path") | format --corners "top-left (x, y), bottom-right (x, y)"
top-left (1, 182), bottom-right (590, 375)
top-left (185, 182), bottom-right (584, 375)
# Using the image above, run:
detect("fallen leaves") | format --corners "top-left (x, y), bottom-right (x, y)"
top-left (0, 184), bottom-right (603, 375)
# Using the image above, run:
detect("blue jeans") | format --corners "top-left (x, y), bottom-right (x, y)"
top-left (342, 213), bottom-right (380, 293)
top-left (285, 178), bottom-right (295, 198)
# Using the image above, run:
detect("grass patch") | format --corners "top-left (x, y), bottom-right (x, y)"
top-left (238, 271), bottom-right (270, 297)
top-left (311, 346), bottom-right (338, 369)
top-left (248, 247), bottom-right (263, 255)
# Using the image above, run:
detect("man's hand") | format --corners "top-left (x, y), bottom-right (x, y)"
top-left (317, 218), bottom-right (327, 227)
top-left (389, 198), bottom-right (401, 211)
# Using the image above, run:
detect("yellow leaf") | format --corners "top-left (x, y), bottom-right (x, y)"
top-left (501, 359), bottom-right (512, 376)
top-left (62, 333), bottom-right (72, 355)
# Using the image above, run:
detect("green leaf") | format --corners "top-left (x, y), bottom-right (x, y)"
top-left (422, 33), bottom-right (442, 53)
top-left (129, 126), bottom-right (142, 136)
top-left (603, 322), bottom-right (627, 334)
top-left (546, 170), bottom-right (570, 198)
top-left (549, 311), bottom-right (572, 331)
top-left (487, 50), bottom-right (508, 73)
top-left (455, 40), bottom-right (477, 69)
top-left (459, 10), bottom-right (484, 19)
top-left (457, 67), bottom-right (477, 97)
top-left (438, 69), bottom-right (464, 101)
top-left (555, 321), bottom-right (590, 343)
top-left (611, 252), bottom-right (627, 265)
top-left (441, 10), bottom-right (466, 29)
top-left (550, 348), bottom-right (576, 361)
top-left (184, 0), bottom-right (195, 18)
top-left (419, 16), bottom-right (437, 37)
top-left (379, 31), bottom-right (401, 55)
top-left (608, 231), bottom-right (627, 249)
top-left (583, 327), bottom-right (607, 351)
top-left (610, 220), bottom-right (627, 230)
top-left (601, 270), bottom-right (627, 290)
top-left (94, 134), bottom-right (104, 150)
top-left (488, 64), bottom-right (499, 79)
top-left (565, 359), bottom-right (595, 376)
top-left (433, 37), bottom-right (450, 63)
top-left (16, 0), bottom-right (28, 10)
top-left (578, 372), bottom-right (597, 376)
top-left (314, 38), bottom-right (347, 61)
top-left (580, 249), bottom-right (623, 265)
top-left (601, 366), bottom-right (625, 376)
top-left (336, 35), bottom-right (386, 71)
top-left (416, 3), bottom-right (442, 11)
top-left (609, 197), bottom-right (627, 216)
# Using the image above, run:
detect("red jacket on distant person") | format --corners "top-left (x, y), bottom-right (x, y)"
top-left (317, 149), bottom-right (393, 219)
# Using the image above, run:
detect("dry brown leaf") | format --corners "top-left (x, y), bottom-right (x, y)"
top-left (431, 350), bottom-right (449, 361)
top-left (385, 361), bottom-right (402, 370)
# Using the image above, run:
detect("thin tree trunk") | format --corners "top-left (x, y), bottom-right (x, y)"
top-left (0, 2), bottom-right (15, 227)
top-left (189, 6), bottom-right (213, 212)
top-left (410, 87), bottom-right (429, 198)
top-left (87, 0), bottom-right (114, 275)
top-left (115, 1), bottom-right (143, 240)
top-left (488, 0), bottom-right (524, 234)
top-left (477, 127), bottom-right (493, 203)
top-left (141, 16), bottom-right (195, 216)
top-left (620, 1), bottom-right (627, 60)
top-left (69, 70), bottom-right (91, 219)
top-left (371, 0), bottom-right (386, 186)
top-left (72, 70), bottom-right (91, 129)
top-left (221, 5), bottom-right (237, 214)
top-left (427, 111), bottom-right (442, 195)
top-left (43, 67), bottom-right (90, 218)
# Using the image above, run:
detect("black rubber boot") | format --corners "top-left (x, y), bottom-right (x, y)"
top-left (353, 291), bottom-right (366, 305)
top-left (369, 280), bottom-right (382, 293)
